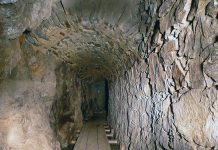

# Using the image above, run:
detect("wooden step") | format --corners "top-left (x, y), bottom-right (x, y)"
top-left (109, 140), bottom-right (118, 144)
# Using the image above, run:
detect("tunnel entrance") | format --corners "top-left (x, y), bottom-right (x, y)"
top-left (81, 80), bottom-right (109, 120)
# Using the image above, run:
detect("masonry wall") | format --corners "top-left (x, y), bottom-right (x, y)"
top-left (108, 0), bottom-right (218, 149)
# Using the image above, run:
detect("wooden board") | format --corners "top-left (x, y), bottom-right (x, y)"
top-left (74, 120), bottom-right (111, 150)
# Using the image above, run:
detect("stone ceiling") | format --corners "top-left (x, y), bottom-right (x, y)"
top-left (3, 0), bottom-right (141, 81)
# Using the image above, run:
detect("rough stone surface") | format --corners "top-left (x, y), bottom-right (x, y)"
top-left (27, 0), bottom-right (139, 80)
top-left (0, 0), bottom-right (54, 38)
top-left (108, 0), bottom-right (218, 149)
top-left (0, 0), bottom-right (217, 149)
top-left (0, 40), bottom-right (61, 149)
top-left (52, 63), bottom-right (83, 149)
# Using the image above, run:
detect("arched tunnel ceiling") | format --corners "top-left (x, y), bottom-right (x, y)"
top-left (61, 0), bottom-right (138, 30)
top-left (23, 0), bottom-right (141, 81)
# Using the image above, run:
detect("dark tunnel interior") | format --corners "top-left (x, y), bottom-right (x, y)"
top-left (0, 0), bottom-right (218, 150)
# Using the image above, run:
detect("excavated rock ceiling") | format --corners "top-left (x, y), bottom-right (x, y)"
top-left (0, 0), bottom-right (140, 80)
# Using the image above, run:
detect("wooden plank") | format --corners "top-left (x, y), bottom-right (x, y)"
top-left (86, 122), bottom-right (98, 149)
top-left (73, 123), bottom-right (89, 150)
top-left (105, 129), bottom-right (111, 132)
top-left (106, 133), bottom-right (113, 138)
top-left (97, 124), bottom-right (111, 150)
top-left (74, 120), bottom-right (111, 150)
top-left (109, 140), bottom-right (118, 144)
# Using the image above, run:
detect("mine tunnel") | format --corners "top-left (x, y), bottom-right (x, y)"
top-left (81, 80), bottom-right (109, 120)
top-left (0, 0), bottom-right (218, 150)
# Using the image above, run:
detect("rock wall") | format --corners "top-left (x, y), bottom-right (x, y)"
top-left (51, 63), bottom-right (83, 149)
top-left (0, 30), bottom-right (84, 150)
top-left (0, 1), bottom-right (86, 149)
top-left (108, 0), bottom-right (218, 149)
top-left (0, 0), bottom-right (54, 39)
top-left (0, 38), bottom-right (60, 149)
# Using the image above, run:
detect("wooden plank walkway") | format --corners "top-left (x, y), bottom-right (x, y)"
top-left (74, 119), bottom-right (111, 150)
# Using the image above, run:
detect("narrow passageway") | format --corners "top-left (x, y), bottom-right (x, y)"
top-left (74, 115), bottom-right (110, 150)
top-left (74, 80), bottom-right (114, 150)
top-left (74, 80), bottom-right (119, 150)
top-left (0, 0), bottom-right (217, 150)
top-left (81, 80), bottom-right (108, 120)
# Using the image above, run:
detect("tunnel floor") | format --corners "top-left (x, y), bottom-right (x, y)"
top-left (74, 116), bottom-right (110, 150)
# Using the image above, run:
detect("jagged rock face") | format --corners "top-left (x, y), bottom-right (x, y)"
top-left (22, 0), bottom-right (140, 80)
top-left (52, 63), bottom-right (83, 148)
top-left (0, 39), bottom-right (21, 82)
top-left (0, 0), bottom-right (217, 149)
top-left (0, 0), bottom-right (54, 39)
top-left (0, 40), bottom-right (60, 149)
top-left (108, 0), bottom-right (218, 149)
top-left (0, 81), bottom-right (60, 150)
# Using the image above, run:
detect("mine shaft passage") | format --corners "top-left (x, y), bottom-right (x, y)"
top-left (0, 0), bottom-right (218, 150)
top-left (81, 80), bottom-right (109, 120)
